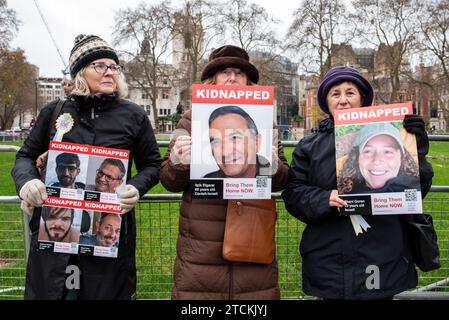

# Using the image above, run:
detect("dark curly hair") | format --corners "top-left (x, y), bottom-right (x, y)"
top-left (337, 146), bottom-right (419, 194)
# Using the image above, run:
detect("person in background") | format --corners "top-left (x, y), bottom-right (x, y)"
top-left (11, 34), bottom-right (161, 300)
top-left (281, 65), bottom-right (433, 300)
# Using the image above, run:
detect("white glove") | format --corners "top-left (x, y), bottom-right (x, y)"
top-left (19, 179), bottom-right (48, 207)
top-left (119, 184), bottom-right (140, 213)
top-left (20, 200), bottom-right (34, 216)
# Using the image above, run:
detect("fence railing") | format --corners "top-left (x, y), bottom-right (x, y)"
top-left (1, 139), bottom-right (448, 300)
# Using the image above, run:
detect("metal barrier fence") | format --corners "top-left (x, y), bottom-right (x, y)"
top-left (1, 140), bottom-right (448, 300)
top-left (1, 194), bottom-right (448, 299)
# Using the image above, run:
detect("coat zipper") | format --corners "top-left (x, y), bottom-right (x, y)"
top-left (91, 107), bottom-right (95, 120)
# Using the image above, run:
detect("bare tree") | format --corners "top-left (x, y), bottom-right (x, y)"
top-left (173, 0), bottom-right (224, 85)
top-left (416, 0), bottom-right (449, 130)
top-left (0, 48), bottom-right (35, 130)
top-left (0, 0), bottom-right (20, 50)
top-left (112, 1), bottom-right (175, 127)
top-left (220, 0), bottom-right (280, 53)
top-left (417, 0), bottom-right (449, 82)
top-left (352, 0), bottom-right (419, 103)
top-left (286, 0), bottom-right (351, 77)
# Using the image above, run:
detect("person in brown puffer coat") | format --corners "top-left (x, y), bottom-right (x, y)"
top-left (160, 45), bottom-right (289, 300)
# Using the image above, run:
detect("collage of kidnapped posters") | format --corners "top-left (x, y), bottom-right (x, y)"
top-left (38, 140), bottom-right (129, 258)
top-left (335, 102), bottom-right (423, 215)
top-left (190, 84), bottom-right (274, 199)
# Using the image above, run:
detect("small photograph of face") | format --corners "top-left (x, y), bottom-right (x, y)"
top-left (209, 112), bottom-right (260, 178)
top-left (86, 157), bottom-right (127, 194)
top-left (95, 213), bottom-right (121, 247)
top-left (42, 207), bottom-right (74, 242)
top-left (56, 163), bottom-right (80, 188)
top-left (45, 151), bottom-right (88, 188)
top-left (358, 134), bottom-right (402, 189)
top-left (95, 163), bottom-right (124, 193)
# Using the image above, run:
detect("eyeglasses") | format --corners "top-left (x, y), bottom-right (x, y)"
top-left (96, 169), bottom-right (121, 182)
top-left (56, 165), bottom-right (78, 173)
top-left (89, 62), bottom-right (122, 75)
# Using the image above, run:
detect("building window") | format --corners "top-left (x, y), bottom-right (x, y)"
top-left (431, 109), bottom-right (438, 118)
top-left (162, 89), bottom-right (170, 99)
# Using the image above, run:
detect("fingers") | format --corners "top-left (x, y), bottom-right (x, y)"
top-left (31, 181), bottom-right (48, 204)
top-left (119, 189), bottom-right (137, 199)
top-left (20, 179), bottom-right (48, 207)
top-left (119, 185), bottom-right (139, 213)
top-left (20, 201), bottom-right (34, 216)
top-left (120, 196), bottom-right (138, 205)
top-left (403, 115), bottom-right (425, 133)
top-left (171, 136), bottom-right (192, 166)
top-left (329, 190), bottom-right (347, 208)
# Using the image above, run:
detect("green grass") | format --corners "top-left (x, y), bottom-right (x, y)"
top-left (1, 141), bottom-right (448, 299)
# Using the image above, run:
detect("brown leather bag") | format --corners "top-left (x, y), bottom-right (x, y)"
top-left (222, 199), bottom-right (276, 264)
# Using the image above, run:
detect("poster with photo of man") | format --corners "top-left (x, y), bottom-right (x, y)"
top-left (39, 141), bottom-right (129, 256)
top-left (37, 206), bottom-right (82, 254)
top-left (190, 84), bottom-right (274, 199)
top-left (78, 211), bottom-right (121, 258)
top-left (334, 102), bottom-right (423, 215)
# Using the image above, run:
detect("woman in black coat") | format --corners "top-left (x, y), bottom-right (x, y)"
top-left (11, 34), bottom-right (161, 300)
top-left (281, 66), bottom-right (433, 300)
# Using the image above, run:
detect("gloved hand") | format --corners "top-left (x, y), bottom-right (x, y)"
top-left (19, 179), bottom-right (48, 207)
top-left (403, 114), bottom-right (429, 157)
top-left (119, 184), bottom-right (140, 213)
top-left (20, 200), bottom-right (34, 216)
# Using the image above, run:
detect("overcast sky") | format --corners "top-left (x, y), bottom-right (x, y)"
top-left (8, 0), bottom-right (298, 78)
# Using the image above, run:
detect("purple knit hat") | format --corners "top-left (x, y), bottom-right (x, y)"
top-left (317, 66), bottom-right (374, 115)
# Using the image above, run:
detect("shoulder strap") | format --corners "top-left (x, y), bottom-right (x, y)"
top-left (47, 99), bottom-right (66, 142)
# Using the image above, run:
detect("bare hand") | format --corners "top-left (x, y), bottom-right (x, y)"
top-left (271, 145), bottom-right (279, 175)
top-left (170, 135), bottom-right (192, 166)
top-left (329, 189), bottom-right (347, 208)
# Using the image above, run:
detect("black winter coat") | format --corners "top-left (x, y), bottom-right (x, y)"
top-left (11, 95), bottom-right (161, 300)
top-left (281, 118), bottom-right (433, 300)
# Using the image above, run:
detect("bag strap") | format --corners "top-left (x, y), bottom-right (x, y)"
top-left (47, 98), bottom-right (66, 144)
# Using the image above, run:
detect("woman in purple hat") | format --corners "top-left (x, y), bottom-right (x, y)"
top-left (281, 66), bottom-right (433, 300)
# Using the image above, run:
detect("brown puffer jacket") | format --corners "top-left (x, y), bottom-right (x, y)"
top-left (160, 110), bottom-right (289, 300)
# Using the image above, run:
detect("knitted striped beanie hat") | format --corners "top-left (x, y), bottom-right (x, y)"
top-left (69, 34), bottom-right (119, 78)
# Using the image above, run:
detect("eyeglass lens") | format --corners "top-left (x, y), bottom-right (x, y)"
top-left (96, 169), bottom-right (117, 181)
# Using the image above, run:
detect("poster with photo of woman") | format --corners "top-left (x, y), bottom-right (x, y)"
top-left (335, 102), bottom-right (423, 215)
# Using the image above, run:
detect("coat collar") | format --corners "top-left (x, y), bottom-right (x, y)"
top-left (318, 117), bottom-right (334, 133)
top-left (70, 93), bottom-right (117, 110)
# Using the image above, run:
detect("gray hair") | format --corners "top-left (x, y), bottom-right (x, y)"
top-left (70, 66), bottom-right (129, 99)
top-left (100, 158), bottom-right (126, 180)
